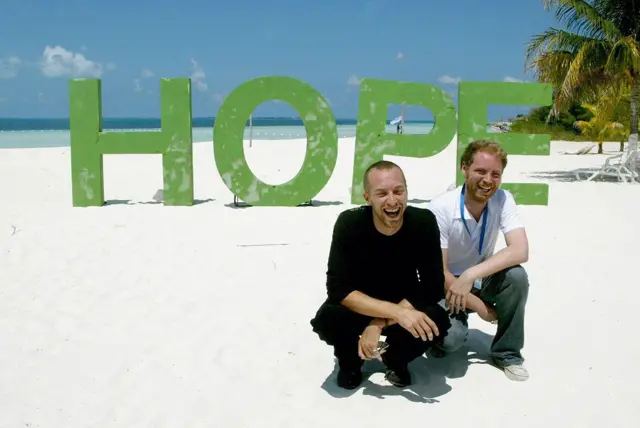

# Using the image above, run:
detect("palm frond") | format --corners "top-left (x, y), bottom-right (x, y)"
top-left (605, 36), bottom-right (640, 76)
top-left (542, 0), bottom-right (623, 41)
top-left (581, 104), bottom-right (597, 115)
top-left (606, 122), bottom-right (625, 130)
top-left (525, 28), bottom-right (599, 66)
top-left (594, 0), bottom-right (640, 40)
top-left (530, 52), bottom-right (573, 84)
top-left (562, 39), bottom-right (609, 87)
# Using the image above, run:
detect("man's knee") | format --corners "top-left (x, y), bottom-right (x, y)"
top-left (310, 302), bottom-right (339, 342)
top-left (385, 324), bottom-right (434, 360)
top-left (310, 301), bottom-right (365, 345)
top-left (440, 319), bottom-right (468, 353)
top-left (432, 299), bottom-right (468, 352)
top-left (424, 303), bottom-right (452, 334)
top-left (501, 266), bottom-right (529, 300)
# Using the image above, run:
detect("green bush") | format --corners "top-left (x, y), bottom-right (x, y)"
top-left (508, 103), bottom-right (595, 141)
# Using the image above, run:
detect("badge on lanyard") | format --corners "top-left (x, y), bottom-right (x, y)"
top-left (460, 184), bottom-right (488, 256)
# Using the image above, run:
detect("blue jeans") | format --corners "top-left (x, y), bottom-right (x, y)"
top-left (437, 265), bottom-right (530, 367)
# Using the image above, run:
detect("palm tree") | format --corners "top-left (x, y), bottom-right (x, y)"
top-left (574, 102), bottom-right (628, 153)
top-left (525, 0), bottom-right (639, 156)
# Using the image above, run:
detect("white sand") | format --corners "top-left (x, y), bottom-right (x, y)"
top-left (1, 137), bottom-right (639, 427)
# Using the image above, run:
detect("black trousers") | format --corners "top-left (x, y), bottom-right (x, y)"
top-left (310, 299), bottom-right (451, 371)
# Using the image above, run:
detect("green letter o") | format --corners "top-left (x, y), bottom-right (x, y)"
top-left (213, 76), bottom-right (338, 206)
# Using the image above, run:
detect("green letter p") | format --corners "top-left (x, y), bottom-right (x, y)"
top-left (351, 78), bottom-right (457, 205)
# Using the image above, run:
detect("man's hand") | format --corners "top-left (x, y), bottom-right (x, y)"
top-left (393, 307), bottom-right (439, 341)
top-left (358, 324), bottom-right (384, 360)
top-left (446, 273), bottom-right (475, 314)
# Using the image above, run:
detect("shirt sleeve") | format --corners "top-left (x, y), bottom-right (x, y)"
top-left (427, 201), bottom-right (450, 249)
top-left (325, 211), bottom-right (358, 305)
top-left (500, 190), bottom-right (524, 235)
top-left (407, 209), bottom-right (446, 309)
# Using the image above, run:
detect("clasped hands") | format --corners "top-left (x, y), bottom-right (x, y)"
top-left (358, 305), bottom-right (440, 361)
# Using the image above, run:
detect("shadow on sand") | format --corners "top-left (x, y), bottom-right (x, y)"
top-left (104, 198), bottom-right (215, 206)
top-left (320, 329), bottom-right (495, 403)
top-left (225, 200), bottom-right (344, 209)
top-left (526, 168), bottom-right (637, 183)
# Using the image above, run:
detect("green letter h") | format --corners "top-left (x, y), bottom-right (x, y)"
top-left (69, 78), bottom-right (194, 207)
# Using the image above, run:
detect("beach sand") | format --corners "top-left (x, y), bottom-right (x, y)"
top-left (1, 137), bottom-right (638, 427)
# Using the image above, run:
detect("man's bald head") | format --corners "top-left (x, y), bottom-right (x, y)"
top-left (363, 160), bottom-right (406, 193)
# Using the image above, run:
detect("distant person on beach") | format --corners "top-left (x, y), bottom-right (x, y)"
top-left (310, 160), bottom-right (451, 390)
top-left (427, 139), bottom-right (531, 382)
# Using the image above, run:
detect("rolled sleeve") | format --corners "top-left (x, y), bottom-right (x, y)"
top-left (499, 190), bottom-right (524, 234)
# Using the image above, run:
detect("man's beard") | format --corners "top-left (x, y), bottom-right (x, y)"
top-left (467, 180), bottom-right (496, 202)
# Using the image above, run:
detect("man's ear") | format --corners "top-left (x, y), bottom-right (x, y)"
top-left (363, 192), bottom-right (371, 205)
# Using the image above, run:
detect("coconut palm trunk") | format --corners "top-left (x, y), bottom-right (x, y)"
top-left (629, 79), bottom-right (639, 177)
top-left (629, 79), bottom-right (639, 154)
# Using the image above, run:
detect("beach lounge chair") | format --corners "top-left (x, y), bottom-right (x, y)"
top-left (561, 144), bottom-right (595, 155)
top-left (576, 143), bottom-right (639, 183)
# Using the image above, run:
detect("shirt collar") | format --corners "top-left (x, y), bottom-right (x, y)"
top-left (454, 185), bottom-right (493, 220)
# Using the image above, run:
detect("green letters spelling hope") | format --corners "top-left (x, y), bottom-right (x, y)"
top-left (68, 77), bottom-right (552, 207)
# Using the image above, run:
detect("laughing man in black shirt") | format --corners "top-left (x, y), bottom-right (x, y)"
top-left (310, 160), bottom-right (451, 390)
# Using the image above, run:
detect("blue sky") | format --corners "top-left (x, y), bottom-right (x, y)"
top-left (0, 0), bottom-right (559, 120)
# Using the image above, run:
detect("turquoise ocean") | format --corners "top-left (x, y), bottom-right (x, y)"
top-left (0, 117), bottom-right (496, 150)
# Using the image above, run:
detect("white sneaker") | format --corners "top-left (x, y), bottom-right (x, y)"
top-left (502, 364), bottom-right (529, 381)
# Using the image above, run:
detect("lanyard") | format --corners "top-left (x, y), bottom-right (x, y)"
top-left (460, 184), bottom-right (488, 255)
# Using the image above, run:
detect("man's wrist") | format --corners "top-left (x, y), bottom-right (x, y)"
top-left (461, 268), bottom-right (479, 284)
top-left (389, 303), bottom-right (407, 321)
top-left (369, 318), bottom-right (387, 328)
top-left (397, 299), bottom-right (409, 308)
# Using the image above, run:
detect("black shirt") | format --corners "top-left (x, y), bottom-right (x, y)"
top-left (325, 205), bottom-right (445, 309)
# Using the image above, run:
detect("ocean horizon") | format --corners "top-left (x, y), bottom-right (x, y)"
top-left (0, 117), bottom-right (498, 149)
top-left (0, 117), bottom-right (432, 131)
top-left (0, 117), bottom-right (441, 149)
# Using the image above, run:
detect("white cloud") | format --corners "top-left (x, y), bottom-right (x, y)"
top-left (190, 59), bottom-right (207, 91)
top-left (133, 69), bottom-right (155, 93)
top-left (347, 74), bottom-right (361, 86)
top-left (437, 75), bottom-right (461, 85)
top-left (212, 92), bottom-right (225, 102)
top-left (0, 56), bottom-right (21, 79)
top-left (396, 51), bottom-right (404, 60)
top-left (503, 75), bottom-right (524, 83)
top-left (40, 45), bottom-right (107, 78)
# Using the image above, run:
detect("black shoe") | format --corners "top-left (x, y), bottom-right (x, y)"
top-left (385, 366), bottom-right (411, 388)
top-left (337, 368), bottom-right (362, 389)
